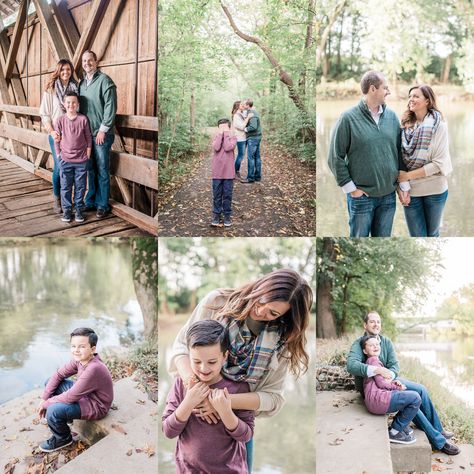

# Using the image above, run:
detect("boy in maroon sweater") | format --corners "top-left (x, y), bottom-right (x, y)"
top-left (55, 92), bottom-right (92, 224)
top-left (38, 328), bottom-right (113, 452)
top-left (162, 320), bottom-right (254, 473)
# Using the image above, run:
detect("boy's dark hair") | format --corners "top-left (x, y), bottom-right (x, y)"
top-left (70, 327), bottom-right (98, 347)
top-left (360, 335), bottom-right (377, 351)
top-left (64, 91), bottom-right (79, 99)
top-left (217, 118), bottom-right (231, 127)
top-left (186, 320), bottom-right (229, 353)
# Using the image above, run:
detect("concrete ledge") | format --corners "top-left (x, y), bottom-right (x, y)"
top-left (390, 427), bottom-right (431, 473)
top-left (316, 391), bottom-right (393, 474)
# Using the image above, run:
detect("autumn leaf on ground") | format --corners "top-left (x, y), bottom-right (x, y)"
top-left (126, 449), bottom-right (133, 456)
top-left (341, 427), bottom-right (353, 434)
top-left (111, 423), bottom-right (127, 435)
top-left (20, 427), bottom-right (34, 432)
top-left (329, 437), bottom-right (344, 446)
top-left (4, 458), bottom-right (19, 474)
top-left (26, 460), bottom-right (45, 474)
top-left (135, 443), bottom-right (156, 457)
top-left (32, 418), bottom-right (41, 425)
top-left (432, 464), bottom-right (447, 471)
top-left (136, 399), bottom-right (146, 405)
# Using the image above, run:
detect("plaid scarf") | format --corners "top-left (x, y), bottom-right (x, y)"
top-left (221, 318), bottom-right (284, 387)
top-left (401, 110), bottom-right (441, 170)
top-left (55, 78), bottom-right (79, 113)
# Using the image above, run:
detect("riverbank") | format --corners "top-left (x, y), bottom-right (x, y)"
top-left (317, 337), bottom-right (474, 445)
top-left (316, 80), bottom-right (474, 101)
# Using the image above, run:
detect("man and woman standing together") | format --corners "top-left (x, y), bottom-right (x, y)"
top-left (210, 99), bottom-right (262, 227)
top-left (39, 50), bottom-right (117, 223)
top-left (328, 70), bottom-right (452, 237)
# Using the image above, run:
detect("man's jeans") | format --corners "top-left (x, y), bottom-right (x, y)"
top-left (48, 134), bottom-right (61, 198)
top-left (387, 390), bottom-right (421, 432)
top-left (59, 160), bottom-right (88, 212)
top-left (403, 190), bottom-right (448, 237)
top-left (246, 137), bottom-right (261, 182)
top-left (235, 140), bottom-right (247, 173)
top-left (85, 133), bottom-right (114, 211)
top-left (399, 378), bottom-right (447, 449)
top-left (212, 179), bottom-right (233, 217)
top-left (346, 192), bottom-right (396, 237)
top-left (45, 379), bottom-right (81, 442)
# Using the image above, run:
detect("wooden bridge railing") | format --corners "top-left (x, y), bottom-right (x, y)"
top-left (0, 104), bottom-right (158, 235)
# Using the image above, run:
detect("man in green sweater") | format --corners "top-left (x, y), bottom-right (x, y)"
top-left (79, 50), bottom-right (117, 218)
top-left (346, 311), bottom-right (460, 456)
top-left (240, 99), bottom-right (262, 184)
top-left (327, 71), bottom-right (409, 236)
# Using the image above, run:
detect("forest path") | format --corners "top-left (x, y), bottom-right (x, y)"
top-left (158, 137), bottom-right (315, 237)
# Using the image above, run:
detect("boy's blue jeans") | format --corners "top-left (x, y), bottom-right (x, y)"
top-left (235, 140), bottom-right (247, 173)
top-left (44, 379), bottom-right (81, 442)
top-left (212, 179), bottom-right (233, 217)
top-left (48, 134), bottom-right (61, 198)
top-left (246, 137), bottom-right (261, 182)
top-left (403, 190), bottom-right (448, 237)
top-left (399, 378), bottom-right (447, 449)
top-left (59, 160), bottom-right (88, 212)
top-left (85, 133), bottom-right (114, 212)
top-left (387, 390), bottom-right (421, 432)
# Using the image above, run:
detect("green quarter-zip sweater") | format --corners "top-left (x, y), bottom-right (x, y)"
top-left (328, 100), bottom-right (402, 197)
top-left (79, 70), bottom-right (117, 137)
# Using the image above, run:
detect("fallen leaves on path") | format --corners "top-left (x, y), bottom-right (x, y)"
top-left (135, 443), bottom-right (155, 457)
top-left (3, 458), bottom-right (19, 474)
top-left (111, 423), bottom-right (127, 435)
top-left (329, 437), bottom-right (344, 446)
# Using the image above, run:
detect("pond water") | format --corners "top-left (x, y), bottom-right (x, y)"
top-left (158, 318), bottom-right (316, 474)
top-left (397, 333), bottom-right (474, 409)
top-left (316, 99), bottom-right (474, 236)
top-left (0, 240), bottom-right (144, 405)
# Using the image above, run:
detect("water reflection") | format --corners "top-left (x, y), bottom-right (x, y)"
top-left (317, 100), bottom-right (474, 236)
top-left (397, 333), bottom-right (474, 408)
top-left (158, 320), bottom-right (316, 474)
top-left (0, 240), bottom-right (143, 404)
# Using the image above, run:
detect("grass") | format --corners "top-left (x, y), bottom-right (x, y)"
top-left (317, 336), bottom-right (474, 444)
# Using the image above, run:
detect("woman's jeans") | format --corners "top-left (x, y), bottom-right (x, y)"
top-left (403, 190), bottom-right (448, 237)
top-left (235, 140), bottom-right (247, 173)
top-left (48, 134), bottom-right (61, 198)
top-left (44, 379), bottom-right (81, 442)
top-left (387, 390), bottom-right (421, 432)
top-left (246, 438), bottom-right (253, 473)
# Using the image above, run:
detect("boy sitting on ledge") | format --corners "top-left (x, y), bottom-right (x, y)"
top-left (37, 327), bottom-right (114, 452)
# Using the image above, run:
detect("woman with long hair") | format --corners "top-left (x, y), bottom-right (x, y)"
top-left (398, 85), bottom-right (452, 236)
top-left (231, 100), bottom-right (253, 180)
top-left (39, 59), bottom-right (79, 213)
top-left (167, 268), bottom-right (313, 471)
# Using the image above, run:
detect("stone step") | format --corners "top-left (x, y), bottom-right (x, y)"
top-left (316, 390), bottom-right (393, 474)
top-left (431, 443), bottom-right (474, 473)
top-left (390, 427), bottom-right (431, 472)
top-left (0, 388), bottom-right (42, 424)
top-left (55, 411), bottom-right (158, 473)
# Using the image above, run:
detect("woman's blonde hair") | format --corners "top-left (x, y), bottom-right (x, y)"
top-left (45, 59), bottom-right (75, 92)
top-left (210, 268), bottom-right (313, 377)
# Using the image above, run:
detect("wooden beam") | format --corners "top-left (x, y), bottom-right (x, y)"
top-left (0, 104), bottom-right (39, 116)
top-left (72, 0), bottom-right (111, 73)
top-left (4, 0), bottom-right (28, 79)
top-left (0, 122), bottom-right (50, 151)
top-left (109, 199), bottom-right (157, 236)
top-left (51, 0), bottom-right (80, 60)
top-left (0, 148), bottom-right (33, 172)
top-left (110, 152), bottom-right (158, 190)
top-left (116, 114), bottom-right (158, 132)
top-left (32, 0), bottom-right (70, 61)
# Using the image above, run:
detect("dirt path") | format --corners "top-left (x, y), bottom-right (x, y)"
top-left (158, 141), bottom-right (315, 236)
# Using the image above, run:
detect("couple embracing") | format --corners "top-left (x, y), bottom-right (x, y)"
top-left (328, 70), bottom-right (452, 237)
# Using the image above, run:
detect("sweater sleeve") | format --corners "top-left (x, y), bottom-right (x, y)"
top-left (223, 133), bottom-right (237, 152)
top-left (101, 80), bottom-right (117, 130)
top-left (212, 133), bottom-right (224, 151)
top-left (233, 114), bottom-right (246, 132)
top-left (42, 360), bottom-right (78, 401)
top-left (225, 382), bottom-right (254, 442)
top-left (42, 364), bottom-right (101, 408)
top-left (384, 338), bottom-right (400, 377)
top-left (246, 116), bottom-right (259, 133)
top-left (39, 91), bottom-right (54, 128)
top-left (83, 116), bottom-right (93, 149)
top-left (366, 357), bottom-right (400, 390)
top-left (424, 122), bottom-right (452, 177)
top-left (328, 114), bottom-right (353, 187)
top-left (162, 378), bottom-right (188, 438)
top-left (346, 338), bottom-right (368, 378)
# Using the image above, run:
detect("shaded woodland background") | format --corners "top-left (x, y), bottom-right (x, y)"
top-left (158, 0), bottom-right (316, 189)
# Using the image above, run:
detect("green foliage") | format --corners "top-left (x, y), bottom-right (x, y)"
top-left (317, 238), bottom-right (441, 336)
top-left (436, 284), bottom-right (474, 336)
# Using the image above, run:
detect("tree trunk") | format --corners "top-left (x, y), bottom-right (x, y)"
top-left (221, 1), bottom-right (315, 142)
top-left (190, 82), bottom-right (196, 148)
top-left (132, 238), bottom-right (158, 344)
top-left (441, 54), bottom-right (452, 83)
top-left (316, 238), bottom-right (337, 339)
top-left (298, 0), bottom-right (315, 97)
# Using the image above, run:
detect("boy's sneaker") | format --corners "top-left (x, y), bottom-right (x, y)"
top-left (39, 435), bottom-right (73, 452)
top-left (75, 209), bottom-right (85, 223)
top-left (61, 210), bottom-right (72, 223)
top-left (211, 214), bottom-right (221, 226)
top-left (403, 426), bottom-right (414, 436)
top-left (389, 428), bottom-right (416, 444)
top-left (224, 216), bottom-right (232, 227)
top-left (96, 208), bottom-right (107, 219)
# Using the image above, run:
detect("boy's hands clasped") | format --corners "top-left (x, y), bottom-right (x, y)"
top-left (209, 387), bottom-right (231, 414)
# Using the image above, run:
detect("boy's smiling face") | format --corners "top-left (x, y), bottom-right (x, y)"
top-left (189, 342), bottom-right (227, 385)
top-left (64, 95), bottom-right (79, 115)
top-left (71, 335), bottom-right (95, 365)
